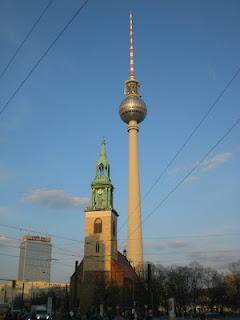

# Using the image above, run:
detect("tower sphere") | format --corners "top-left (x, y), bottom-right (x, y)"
top-left (119, 95), bottom-right (147, 124)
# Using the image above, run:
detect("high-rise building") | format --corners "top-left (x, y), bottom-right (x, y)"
top-left (119, 11), bottom-right (147, 271)
top-left (18, 235), bottom-right (52, 282)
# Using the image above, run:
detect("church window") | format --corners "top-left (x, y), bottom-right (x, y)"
top-left (94, 218), bottom-right (102, 233)
top-left (99, 164), bottom-right (104, 177)
top-left (96, 242), bottom-right (100, 253)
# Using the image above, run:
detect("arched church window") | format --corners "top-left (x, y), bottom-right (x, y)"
top-left (94, 218), bottom-right (102, 233)
top-left (99, 164), bottom-right (104, 177)
top-left (96, 242), bottom-right (100, 253)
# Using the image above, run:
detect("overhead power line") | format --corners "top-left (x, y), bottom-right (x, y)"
top-left (0, 223), bottom-right (82, 243)
top-left (0, 242), bottom-right (82, 259)
top-left (0, 236), bottom-right (82, 259)
top-left (0, 232), bottom-right (82, 253)
top-left (3, 128), bottom-right (239, 268)
top-left (2, 231), bottom-right (239, 266)
top-left (1, 229), bottom-right (240, 266)
top-left (118, 65), bottom-right (240, 233)
top-left (0, 0), bottom-right (54, 82)
top-left (0, 252), bottom-right (74, 269)
top-left (1, 226), bottom-right (239, 245)
top-left (141, 66), bottom-right (240, 200)
top-left (0, 0), bottom-right (89, 117)
top-left (125, 114), bottom-right (240, 246)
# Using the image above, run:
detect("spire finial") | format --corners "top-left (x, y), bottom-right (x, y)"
top-left (129, 10), bottom-right (135, 80)
top-left (100, 137), bottom-right (106, 158)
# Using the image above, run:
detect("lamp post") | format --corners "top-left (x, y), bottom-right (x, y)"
top-left (21, 282), bottom-right (25, 309)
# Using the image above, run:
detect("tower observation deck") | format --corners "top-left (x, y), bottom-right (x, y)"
top-left (119, 11), bottom-right (147, 273)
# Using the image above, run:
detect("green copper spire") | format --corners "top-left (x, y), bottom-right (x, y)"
top-left (100, 138), bottom-right (106, 158)
top-left (87, 140), bottom-right (115, 212)
top-left (95, 139), bottom-right (110, 183)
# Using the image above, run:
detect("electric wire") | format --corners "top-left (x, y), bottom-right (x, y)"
top-left (0, 233), bottom-right (82, 258)
top-left (0, 223), bottom-right (82, 243)
top-left (1, 236), bottom-right (240, 260)
top-left (1, 107), bottom-right (240, 266)
top-left (125, 114), bottom-right (240, 247)
top-left (0, 0), bottom-right (89, 117)
top-left (0, 0), bottom-right (54, 82)
top-left (1, 228), bottom-right (240, 270)
top-left (0, 243), bottom-right (82, 259)
top-left (1, 226), bottom-right (239, 244)
top-left (0, 252), bottom-right (74, 269)
top-left (2, 250), bottom-right (239, 268)
top-left (118, 65), bottom-right (240, 233)
top-left (0, 3), bottom-right (239, 273)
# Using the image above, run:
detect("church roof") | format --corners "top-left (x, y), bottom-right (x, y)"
top-left (111, 251), bottom-right (138, 281)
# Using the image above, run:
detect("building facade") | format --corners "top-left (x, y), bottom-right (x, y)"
top-left (18, 235), bottom-right (52, 282)
top-left (70, 142), bottom-right (137, 311)
top-left (83, 140), bottom-right (118, 280)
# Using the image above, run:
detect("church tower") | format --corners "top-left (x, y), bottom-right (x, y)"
top-left (83, 140), bottom-right (118, 280)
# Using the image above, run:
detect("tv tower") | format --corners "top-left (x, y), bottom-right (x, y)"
top-left (119, 11), bottom-right (147, 272)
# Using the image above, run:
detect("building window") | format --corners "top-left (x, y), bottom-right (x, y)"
top-left (96, 242), bottom-right (100, 253)
top-left (94, 218), bottom-right (102, 233)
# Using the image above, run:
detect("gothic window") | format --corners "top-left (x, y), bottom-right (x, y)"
top-left (94, 218), bottom-right (102, 233)
top-left (99, 164), bottom-right (104, 177)
top-left (96, 242), bottom-right (100, 253)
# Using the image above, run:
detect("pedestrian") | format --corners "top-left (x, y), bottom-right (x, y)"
top-left (113, 311), bottom-right (125, 320)
top-left (5, 308), bottom-right (13, 320)
top-left (30, 312), bottom-right (37, 320)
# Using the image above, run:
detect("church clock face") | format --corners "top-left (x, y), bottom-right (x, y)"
top-left (97, 189), bottom-right (103, 195)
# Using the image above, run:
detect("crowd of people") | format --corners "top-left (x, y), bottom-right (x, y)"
top-left (4, 308), bottom-right (136, 320)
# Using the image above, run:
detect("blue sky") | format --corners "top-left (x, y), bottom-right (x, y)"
top-left (0, 0), bottom-right (240, 283)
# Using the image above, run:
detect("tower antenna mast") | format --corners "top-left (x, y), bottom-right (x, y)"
top-left (129, 10), bottom-right (135, 80)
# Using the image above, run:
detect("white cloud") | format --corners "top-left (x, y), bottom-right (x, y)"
top-left (168, 239), bottom-right (191, 248)
top-left (23, 189), bottom-right (90, 209)
top-left (167, 151), bottom-right (234, 185)
top-left (198, 152), bottom-right (233, 173)
top-left (183, 175), bottom-right (198, 185)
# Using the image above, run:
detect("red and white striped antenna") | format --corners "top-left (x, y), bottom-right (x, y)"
top-left (129, 10), bottom-right (135, 80)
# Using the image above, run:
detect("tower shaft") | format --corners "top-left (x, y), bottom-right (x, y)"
top-left (119, 11), bottom-right (147, 273)
top-left (127, 120), bottom-right (143, 270)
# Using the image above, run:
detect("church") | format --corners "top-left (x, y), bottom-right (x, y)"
top-left (70, 10), bottom-right (147, 311)
top-left (70, 141), bottom-right (138, 310)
